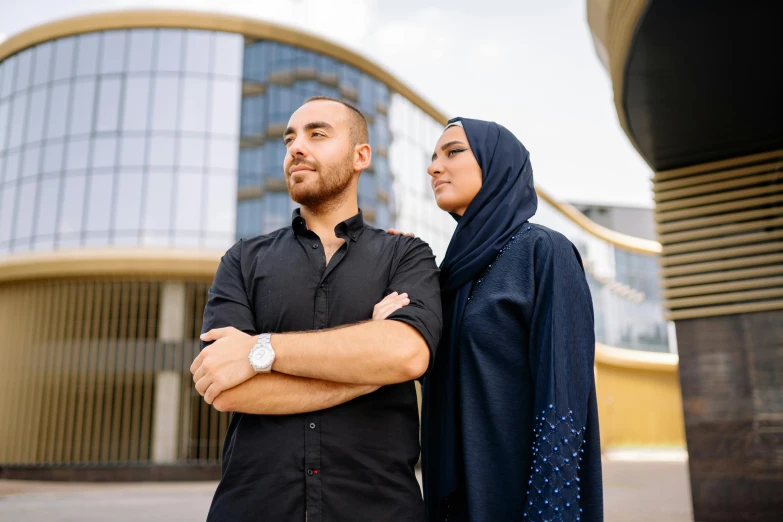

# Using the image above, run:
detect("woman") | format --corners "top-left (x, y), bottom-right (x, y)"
top-left (378, 117), bottom-right (603, 521)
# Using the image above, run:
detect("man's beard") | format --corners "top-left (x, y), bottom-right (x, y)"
top-left (287, 153), bottom-right (355, 213)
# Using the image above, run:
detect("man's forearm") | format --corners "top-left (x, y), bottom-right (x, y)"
top-left (272, 320), bottom-right (429, 385)
top-left (214, 373), bottom-right (378, 415)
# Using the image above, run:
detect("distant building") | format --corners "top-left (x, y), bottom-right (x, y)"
top-left (570, 202), bottom-right (655, 241)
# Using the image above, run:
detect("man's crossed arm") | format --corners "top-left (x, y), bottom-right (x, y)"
top-left (190, 292), bottom-right (420, 414)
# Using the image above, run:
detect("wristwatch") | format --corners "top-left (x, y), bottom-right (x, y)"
top-left (248, 333), bottom-right (275, 373)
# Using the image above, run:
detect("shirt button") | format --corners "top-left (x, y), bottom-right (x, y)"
top-left (310, 422), bottom-right (316, 429)
top-left (312, 244), bottom-right (318, 249)
top-left (319, 284), bottom-right (325, 289)
top-left (307, 469), bottom-right (314, 476)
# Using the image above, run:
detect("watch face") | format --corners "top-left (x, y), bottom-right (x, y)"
top-left (252, 347), bottom-right (274, 368)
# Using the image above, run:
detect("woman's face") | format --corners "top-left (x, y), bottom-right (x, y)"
top-left (427, 125), bottom-right (483, 216)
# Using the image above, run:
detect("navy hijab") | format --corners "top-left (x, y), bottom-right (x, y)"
top-left (423, 116), bottom-right (538, 507)
top-left (439, 117), bottom-right (538, 290)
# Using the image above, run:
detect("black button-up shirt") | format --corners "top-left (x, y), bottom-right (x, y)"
top-left (202, 210), bottom-right (442, 522)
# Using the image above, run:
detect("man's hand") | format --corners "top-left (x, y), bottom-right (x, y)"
top-left (386, 228), bottom-right (416, 237)
top-left (372, 292), bottom-right (410, 320)
top-left (191, 327), bottom-right (259, 404)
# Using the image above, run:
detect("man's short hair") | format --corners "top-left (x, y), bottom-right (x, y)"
top-left (304, 96), bottom-right (369, 146)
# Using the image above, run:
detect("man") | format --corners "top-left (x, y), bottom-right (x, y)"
top-left (190, 96), bottom-right (442, 522)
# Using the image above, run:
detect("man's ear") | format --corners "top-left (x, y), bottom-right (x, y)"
top-left (354, 143), bottom-right (372, 172)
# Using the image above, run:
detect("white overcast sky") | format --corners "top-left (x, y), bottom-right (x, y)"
top-left (0, 0), bottom-right (655, 208)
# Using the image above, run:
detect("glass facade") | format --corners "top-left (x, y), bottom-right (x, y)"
top-left (236, 40), bottom-right (398, 238)
top-left (0, 29), bottom-right (434, 256)
top-left (389, 95), bottom-right (457, 262)
top-left (0, 29), bottom-right (243, 254)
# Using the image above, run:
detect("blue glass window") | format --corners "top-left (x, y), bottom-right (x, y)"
top-left (238, 147), bottom-right (261, 187)
top-left (75, 33), bottom-right (100, 77)
top-left (0, 101), bottom-right (10, 150)
top-left (0, 56), bottom-right (16, 98)
top-left (236, 198), bottom-right (262, 239)
top-left (122, 76), bottom-right (151, 131)
top-left (143, 170), bottom-right (174, 233)
top-left (52, 38), bottom-right (76, 81)
top-left (179, 136), bottom-right (206, 169)
top-left (181, 77), bottom-right (209, 133)
top-left (101, 31), bottom-right (127, 74)
top-left (156, 30), bottom-right (183, 72)
top-left (0, 185), bottom-right (18, 244)
top-left (149, 136), bottom-right (176, 167)
top-left (65, 137), bottom-right (91, 171)
top-left (13, 180), bottom-right (37, 241)
top-left (69, 78), bottom-right (97, 136)
top-left (92, 136), bottom-right (118, 170)
top-left (14, 49), bottom-right (34, 93)
top-left (84, 172), bottom-right (115, 232)
top-left (58, 174), bottom-right (86, 237)
top-left (7, 93), bottom-right (29, 149)
top-left (211, 79), bottom-right (241, 136)
top-left (204, 172), bottom-right (235, 235)
top-left (25, 88), bottom-right (48, 144)
top-left (174, 172), bottom-right (204, 233)
top-left (21, 144), bottom-right (42, 179)
top-left (127, 30), bottom-right (155, 73)
top-left (41, 141), bottom-right (65, 174)
top-left (113, 170), bottom-right (144, 232)
top-left (214, 33), bottom-right (243, 78)
top-left (151, 76), bottom-right (180, 131)
top-left (34, 176), bottom-right (61, 237)
top-left (32, 43), bottom-right (53, 86)
top-left (95, 77), bottom-right (122, 132)
top-left (185, 31), bottom-right (212, 75)
top-left (209, 138), bottom-right (238, 172)
top-left (119, 136), bottom-right (147, 168)
top-left (46, 83), bottom-right (71, 139)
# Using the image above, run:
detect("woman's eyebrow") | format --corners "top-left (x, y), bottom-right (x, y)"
top-left (432, 140), bottom-right (467, 161)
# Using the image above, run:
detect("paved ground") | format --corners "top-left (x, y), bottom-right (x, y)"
top-left (0, 457), bottom-right (693, 521)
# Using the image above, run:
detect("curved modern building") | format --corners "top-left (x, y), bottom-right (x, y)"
top-left (0, 10), bottom-right (459, 257)
top-left (588, 1), bottom-right (783, 520)
top-left (0, 10), bottom-right (680, 481)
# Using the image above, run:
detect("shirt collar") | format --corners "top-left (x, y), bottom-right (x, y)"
top-left (291, 209), bottom-right (365, 242)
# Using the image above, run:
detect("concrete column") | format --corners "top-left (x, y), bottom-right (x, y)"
top-left (151, 370), bottom-right (181, 463)
top-left (152, 282), bottom-right (187, 463)
top-left (158, 281), bottom-right (186, 343)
